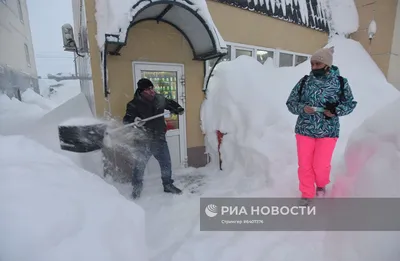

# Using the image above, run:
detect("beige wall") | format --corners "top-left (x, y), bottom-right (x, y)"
top-left (107, 22), bottom-right (204, 148)
top-left (388, 0), bottom-right (400, 89)
top-left (351, 0), bottom-right (398, 76)
top-left (84, 0), bottom-right (103, 117)
top-left (84, 1), bottom-right (204, 148)
top-left (207, 0), bottom-right (328, 54)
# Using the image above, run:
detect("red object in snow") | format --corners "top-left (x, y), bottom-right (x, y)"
top-left (216, 130), bottom-right (225, 170)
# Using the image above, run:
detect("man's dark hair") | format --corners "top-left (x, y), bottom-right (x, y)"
top-left (137, 78), bottom-right (154, 90)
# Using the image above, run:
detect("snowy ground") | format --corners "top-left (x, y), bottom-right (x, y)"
top-left (111, 36), bottom-right (400, 261)
top-left (0, 135), bottom-right (148, 261)
top-left (1, 36), bottom-right (400, 261)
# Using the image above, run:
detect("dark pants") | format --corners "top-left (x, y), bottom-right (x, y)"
top-left (131, 134), bottom-right (174, 186)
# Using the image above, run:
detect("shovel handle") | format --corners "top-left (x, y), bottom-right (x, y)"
top-left (106, 112), bottom-right (167, 135)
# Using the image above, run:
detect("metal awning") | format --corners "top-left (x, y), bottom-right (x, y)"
top-left (104, 0), bottom-right (227, 61)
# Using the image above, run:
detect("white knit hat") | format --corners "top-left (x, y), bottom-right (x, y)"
top-left (311, 46), bottom-right (334, 67)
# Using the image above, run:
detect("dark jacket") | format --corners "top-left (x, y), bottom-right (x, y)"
top-left (123, 89), bottom-right (184, 135)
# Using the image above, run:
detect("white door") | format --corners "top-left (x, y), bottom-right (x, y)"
top-left (133, 62), bottom-right (187, 176)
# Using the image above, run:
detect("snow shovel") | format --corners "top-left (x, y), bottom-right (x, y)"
top-left (58, 112), bottom-right (169, 153)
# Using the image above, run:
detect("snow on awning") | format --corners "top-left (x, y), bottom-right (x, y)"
top-left (96, 0), bottom-right (228, 61)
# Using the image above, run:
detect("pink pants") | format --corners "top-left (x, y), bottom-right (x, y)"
top-left (296, 134), bottom-right (337, 198)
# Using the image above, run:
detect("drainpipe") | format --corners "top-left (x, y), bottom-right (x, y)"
top-left (103, 43), bottom-right (110, 98)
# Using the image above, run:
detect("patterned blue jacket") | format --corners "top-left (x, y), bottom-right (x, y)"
top-left (286, 65), bottom-right (357, 138)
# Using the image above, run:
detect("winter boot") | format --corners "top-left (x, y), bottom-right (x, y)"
top-left (132, 183), bottom-right (143, 199)
top-left (316, 187), bottom-right (326, 197)
top-left (163, 183), bottom-right (182, 194)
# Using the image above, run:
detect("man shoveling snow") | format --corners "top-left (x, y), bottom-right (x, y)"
top-left (286, 47), bottom-right (357, 205)
top-left (57, 78), bottom-right (185, 199)
top-left (122, 78), bottom-right (184, 199)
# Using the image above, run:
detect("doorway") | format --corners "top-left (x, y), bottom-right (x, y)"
top-left (132, 61), bottom-right (187, 175)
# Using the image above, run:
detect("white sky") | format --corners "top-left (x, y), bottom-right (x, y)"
top-left (27, 0), bottom-right (75, 77)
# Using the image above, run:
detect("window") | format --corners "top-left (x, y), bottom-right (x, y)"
top-left (17, 0), bottom-right (23, 23)
top-left (235, 48), bottom-right (253, 58)
top-left (257, 50), bottom-right (274, 64)
top-left (295, 55), bottom-right (308, 66)
top-left (278, 51), bottom-right (311, 67)
top-left (279, 52), bottom-right (294, 67)
top-left (24, 44), bottom-right (30, 67)
top-left (205, 42), bottom-right (311, 76)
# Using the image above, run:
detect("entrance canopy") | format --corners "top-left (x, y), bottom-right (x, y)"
top-left (104, 0), bottom-right (227, 60)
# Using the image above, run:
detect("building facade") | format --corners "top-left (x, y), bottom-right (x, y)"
top-left (351, 0), bottom-right (400, 89)
top-left (71, 0), bottom-right (96, 114)
top-left (70, 0), bottom-right (333, 177)
top-left (0, 0), bottom-right (38, 97)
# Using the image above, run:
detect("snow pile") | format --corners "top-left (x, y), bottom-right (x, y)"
top-left (0, 135), bottom-right (148, 261)
top-left (39, 79), bottom-right (81, 106)
top-left (38, 78), bottom-right (54, 97)
top-left (323, 36), bottom-right (399, 157)
top-left (323, 98), bottom-right (400, 261)
top-left (322, 0), bottom-right (359, 35)
top-left (0, 91), bottom-right (102, 175)
top-left (331, 97), bottom-right (400, 198)
top-left (0, 94), bottom-right (46, 135)
top-left (0, 79), bottom-right (81, 136)
top-left (21, 88), bottom-right (57, 111)
top-left (201, 35), bottom-right (399, 191)
top-left (94, 0), bottom-right (226, 51)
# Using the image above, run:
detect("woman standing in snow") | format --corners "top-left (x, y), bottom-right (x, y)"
top-left (286, 46), bottom-right (357, 205)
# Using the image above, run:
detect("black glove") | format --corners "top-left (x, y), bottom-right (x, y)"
top-left (324, 102), bottom-right (339, 119)
top-left (176, 107), bottom-right (184, 115)
top-left (169, 106), bottom-right (184, 115)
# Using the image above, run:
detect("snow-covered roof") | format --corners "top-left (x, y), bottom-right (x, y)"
top-left (209, 0), bottom-right (359, 36)
top-left (213, 0), bottom-right (330, 32)
top-left (95, 0), bottom-right (228, 60)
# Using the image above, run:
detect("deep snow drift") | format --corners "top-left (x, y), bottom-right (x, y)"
top-left (201, 36), bottom-right (400, 178)
top-left (102, 35), bottom-right (400, 261)
top-left (38, 79), bottom-right (81, 105)
top-left (324, 98), bottom-right (400, 261)
top-left (0, 82), bottom-right (101, 175)
top-left (322, 0), bottom-right (359, 35)
top-left (0, 135), bottom-right (148, 261)
top-left (198, 35), bottom-right (400, 261)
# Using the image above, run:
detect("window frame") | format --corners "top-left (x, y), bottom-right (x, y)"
top-left (205, 41), bottom-right (312, 76)
top-left (276, 49), bottom-right (311, 67)
top-left (226, 41), bottom-right (277, 62)
top-left (24, 43), bottom-right (31, 67)
top-left (17, 0), bottom-right (24, 23)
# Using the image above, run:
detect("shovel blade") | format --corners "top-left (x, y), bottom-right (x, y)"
top-left (58, 123), bottom-right (108, 153)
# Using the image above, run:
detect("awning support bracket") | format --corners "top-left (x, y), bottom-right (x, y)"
top-left (156, 4), bottom-right (174, 23)
top-left (203, 54), bottom-right (225, 95)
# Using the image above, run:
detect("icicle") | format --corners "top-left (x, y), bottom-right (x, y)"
top-left (281, 0), bottom-right (287, 16)
top-left (268, 0), bottom-right (275, 13)
top-left (295, 0), bottom-right (309, 26)
top-left (290, 0), bottom-right (294, 15)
